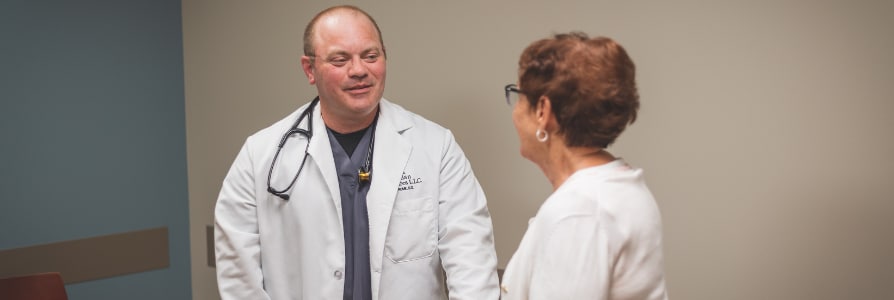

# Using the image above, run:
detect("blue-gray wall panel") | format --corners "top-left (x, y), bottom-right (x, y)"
top-left (0, 0), bottom-right (191, 299)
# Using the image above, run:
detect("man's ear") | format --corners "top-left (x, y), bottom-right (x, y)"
top-left (300, 56), bottom-right (316, 85)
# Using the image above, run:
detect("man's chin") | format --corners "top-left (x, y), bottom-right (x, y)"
top-left (349, 92), bottom-right (383, 103)
top-left (344, 95), bottom-right (380, 111)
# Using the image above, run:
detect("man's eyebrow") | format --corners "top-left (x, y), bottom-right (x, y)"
top-left (362, 47), bottom-right (381, 53)
top-left (324, 50), bottom-right (350, 58)
top-left (323, 48), bottom-right (378, 57)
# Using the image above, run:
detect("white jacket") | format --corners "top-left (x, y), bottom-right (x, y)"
top-left (215, 99), bottom-right (499, 300)
top-left (500, 160), bottom-right (667, 300)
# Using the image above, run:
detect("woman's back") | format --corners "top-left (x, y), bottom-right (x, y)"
top-left (501, 159), bottom-right (668, 300)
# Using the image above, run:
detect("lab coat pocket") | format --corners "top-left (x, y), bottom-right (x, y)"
top-left (385, 196), bottom-right (436, 263)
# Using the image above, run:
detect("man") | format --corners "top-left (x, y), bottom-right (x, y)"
top-left (214, 5), bottom-right (499, 300)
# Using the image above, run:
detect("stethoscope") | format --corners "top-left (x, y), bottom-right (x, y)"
top-left (266, 97), bottom-right (319, 200)
top-left (266, 97), bottom-right (375, 200)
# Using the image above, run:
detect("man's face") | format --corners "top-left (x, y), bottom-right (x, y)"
top-left (301, 11), bottom-right (386, 123)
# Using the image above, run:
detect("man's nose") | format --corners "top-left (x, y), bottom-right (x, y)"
top-left (347, 57), bottom-right (368, 78)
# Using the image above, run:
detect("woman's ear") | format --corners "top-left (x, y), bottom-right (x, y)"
top-left (536, 95), bottom-right (553, 129)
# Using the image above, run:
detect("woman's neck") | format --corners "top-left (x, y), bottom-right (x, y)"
top-left (540, 146), bottom-right (616, 190)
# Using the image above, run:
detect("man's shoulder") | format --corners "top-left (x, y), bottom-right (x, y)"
top-left (379, 98), bottom-right (448, 134)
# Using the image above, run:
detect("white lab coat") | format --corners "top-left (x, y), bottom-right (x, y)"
top-left (215, 99), bottom-right (499, 300)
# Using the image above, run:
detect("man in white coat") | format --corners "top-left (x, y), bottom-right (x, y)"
top-left (214, 5), bottom-right (500, 300)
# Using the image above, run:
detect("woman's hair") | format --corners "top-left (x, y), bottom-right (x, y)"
top-left (519, 32), bottom-right (639, 148)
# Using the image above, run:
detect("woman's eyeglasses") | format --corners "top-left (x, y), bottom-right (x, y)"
top-left (504, 84), bottom-right (523, 106)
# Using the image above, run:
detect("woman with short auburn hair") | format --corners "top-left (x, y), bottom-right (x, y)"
top-left (500, 32), bottom-right (668, 300)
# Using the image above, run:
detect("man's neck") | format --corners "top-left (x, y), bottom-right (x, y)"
top-left (321, 105), bottom-right (379, 134)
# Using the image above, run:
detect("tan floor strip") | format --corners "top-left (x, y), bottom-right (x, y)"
top-left (0, 227), bottom-right (169, 284)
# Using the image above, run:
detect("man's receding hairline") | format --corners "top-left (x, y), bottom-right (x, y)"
top-left (304, 6), bottom-right (384, 57)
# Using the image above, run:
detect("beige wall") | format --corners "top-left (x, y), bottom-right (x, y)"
top-left (183, 1), bottom-right (894, 299)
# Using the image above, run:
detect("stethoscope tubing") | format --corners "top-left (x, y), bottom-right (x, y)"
top-left (266, 97), bottom-right (320, 200)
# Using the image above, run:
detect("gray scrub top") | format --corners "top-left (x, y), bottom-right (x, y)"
top-left (327, 123), bottom-right (375, 300)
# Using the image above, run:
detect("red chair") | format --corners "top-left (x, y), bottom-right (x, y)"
top-left (0, 272), bottom-right (68, 300)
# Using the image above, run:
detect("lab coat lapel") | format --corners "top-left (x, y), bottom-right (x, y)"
top-left (306, 101), bottom-right (343, 221)
top-left (367, 100), bottom-right (412, 274)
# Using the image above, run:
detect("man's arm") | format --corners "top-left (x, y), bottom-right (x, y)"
top-left (214, 142), bottom-right (271, 300)
top-left (436, 130), bottom-right (500, 300)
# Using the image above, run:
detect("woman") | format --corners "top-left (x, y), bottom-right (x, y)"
top-left (500, 32), bottom-right (668, 299)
